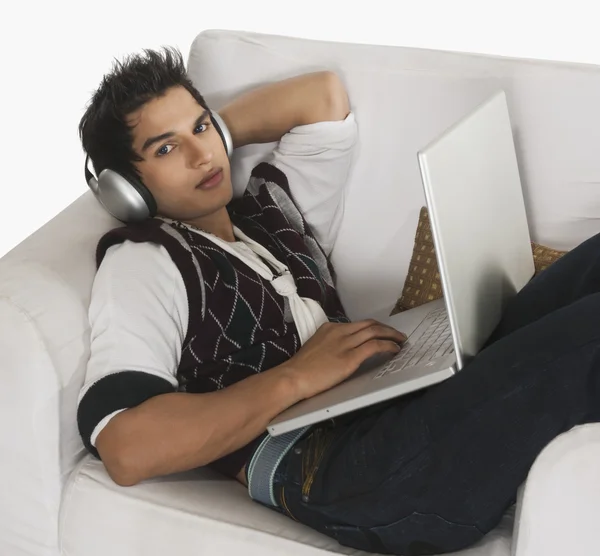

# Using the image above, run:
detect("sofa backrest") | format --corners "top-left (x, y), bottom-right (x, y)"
top-left (188, 29), bottom-right (600, 320)
top-left (1, 29), bottom-right (599, 556)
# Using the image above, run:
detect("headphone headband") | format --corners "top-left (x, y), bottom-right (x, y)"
top-left (210, 111), bottom-right (234, 158)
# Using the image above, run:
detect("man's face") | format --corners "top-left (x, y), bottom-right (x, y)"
top-left (128, 85), bottom-right (233, 222)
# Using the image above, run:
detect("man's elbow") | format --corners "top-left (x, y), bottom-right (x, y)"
top-left (105, 456), bottom-right (142, 487)
top-left (97, 443), bottom-right (142, 487)
top-left (318, 71), bottom-right (350, 121)
top-left (95, 418), bottom-right (144, 487)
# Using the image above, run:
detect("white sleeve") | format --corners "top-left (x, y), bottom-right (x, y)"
top-left (76, 240), bottom-right (188, 454)
top-left (265, 111), bottom-right (358, 255)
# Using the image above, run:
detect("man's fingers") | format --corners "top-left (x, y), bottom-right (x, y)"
top-left (333, 319), bottom-right (381, 335)
top-left (351, 339), bottom-right (402, 367)
top-left (345, 322), bottom-right (407, 349)
top-left (325, 319), bottom-right (406, 339)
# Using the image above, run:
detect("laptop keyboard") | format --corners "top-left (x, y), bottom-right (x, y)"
top-left (374, 308), bottom-right (454, 379)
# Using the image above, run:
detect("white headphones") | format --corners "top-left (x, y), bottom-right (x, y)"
top-left (84, 110), bottom-right (233, 223)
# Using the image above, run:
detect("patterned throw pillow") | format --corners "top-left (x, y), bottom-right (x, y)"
top-left (390, 207), bottom-right (568, 316)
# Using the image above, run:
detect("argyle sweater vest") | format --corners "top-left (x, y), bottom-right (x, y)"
top-left (96, 162), bottom-right (350, 477)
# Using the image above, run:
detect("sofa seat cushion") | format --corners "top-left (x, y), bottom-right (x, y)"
top-left (59, 456), bottom-right (513, 556)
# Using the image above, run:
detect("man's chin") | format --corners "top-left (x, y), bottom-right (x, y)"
top-left (180, 199), bottom-right (235, 223)
top-left (158, 182), bottom-right (234, 223)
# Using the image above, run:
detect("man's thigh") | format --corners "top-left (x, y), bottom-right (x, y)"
top-left (282, 292), bottom-right (600, 532)
top-left (487, 231), bottom-right (600, 345)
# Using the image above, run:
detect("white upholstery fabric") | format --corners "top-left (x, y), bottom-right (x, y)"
top-left (187, 30), bottom-right (600, 321)
top-left (0, 193), bottom-right (116, 556)
top-left (512, 424), bottom-right (600, 556)
top-left (60, 456), bottom-right (513, 556)
top-left (1, 29), bottom-right (599, 556)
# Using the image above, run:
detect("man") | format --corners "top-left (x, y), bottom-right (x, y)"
top-left (78, 47), bottom-right (600, 555)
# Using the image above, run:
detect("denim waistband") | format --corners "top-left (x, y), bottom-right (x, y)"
top-left (247, 426), bottom-right (311, 507)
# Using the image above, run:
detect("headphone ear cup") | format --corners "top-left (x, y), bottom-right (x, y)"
top-left (96, 169), bottom-right (157, 223)
top-left (121, 171), bottom-right (158, 215)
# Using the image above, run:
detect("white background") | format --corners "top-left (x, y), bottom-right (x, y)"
top-left (1, 0), bottom-right (598, 257)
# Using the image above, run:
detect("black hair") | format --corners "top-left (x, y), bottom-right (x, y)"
top-left (78, 46), bottom-right (208, 180)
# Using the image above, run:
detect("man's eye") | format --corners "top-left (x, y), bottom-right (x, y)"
top-left (155, 123), bottom-right (209, 156)
top-left (157, 144), bottom-right (173, 157)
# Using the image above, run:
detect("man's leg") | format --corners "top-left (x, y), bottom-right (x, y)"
top-left (486, 231), bottom-right (600, 344)
top-left (273, 234), bottom-right (600, 555)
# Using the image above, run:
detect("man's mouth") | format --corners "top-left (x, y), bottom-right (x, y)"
top-left (196, 168), bottom-right (223, 190)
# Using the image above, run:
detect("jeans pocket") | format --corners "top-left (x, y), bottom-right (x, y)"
top-left (325, 512), bottom-right (485, 556)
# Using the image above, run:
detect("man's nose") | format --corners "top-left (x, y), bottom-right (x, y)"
top-left (187, 139), bottom-right (213, 168)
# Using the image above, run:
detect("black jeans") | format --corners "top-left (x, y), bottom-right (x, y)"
top-left (271, 231), bottom-right (600, 556)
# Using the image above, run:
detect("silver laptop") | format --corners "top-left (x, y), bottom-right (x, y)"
top-left (267, 90), bottom-right (535, 436)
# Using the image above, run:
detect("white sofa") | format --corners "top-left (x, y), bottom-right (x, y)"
top-left (1, 29), bottom-right (600, 556)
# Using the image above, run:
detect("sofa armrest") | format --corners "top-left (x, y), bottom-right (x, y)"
top-left (0, 191), bottom-right (115, 555)
top-left (0, 296), bottom-right (63, 555)
top-left (512, 423), bottom-right (600, 556)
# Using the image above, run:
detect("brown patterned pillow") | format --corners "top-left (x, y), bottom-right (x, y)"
top-left (390, 207), bottom-right (568, 316)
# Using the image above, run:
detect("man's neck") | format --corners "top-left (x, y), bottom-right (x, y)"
top-left (184, 208), bottom-right (236, 243)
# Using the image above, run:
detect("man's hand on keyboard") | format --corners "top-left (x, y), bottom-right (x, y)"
top-left (280, 320), bottom-right (408, 401)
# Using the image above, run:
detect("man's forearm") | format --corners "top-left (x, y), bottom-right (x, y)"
top-left (96, 363), bottom-right (302, 486)
top-left (218, 71), bottom-right (350, 148)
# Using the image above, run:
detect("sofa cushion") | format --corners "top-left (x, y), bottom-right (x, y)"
top-left (60, 456), bottom-right (514, 556)
top-left (391, 206), bottom-right (567, 315)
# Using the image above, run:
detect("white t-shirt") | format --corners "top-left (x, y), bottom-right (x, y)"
top-left (77, 112), bottom-right (358, 449)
